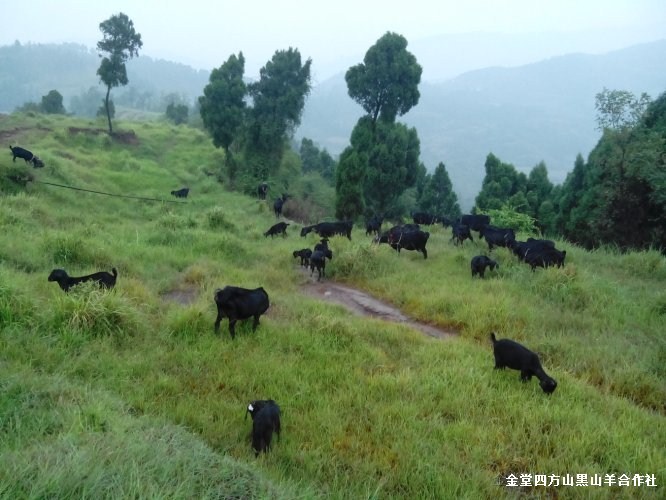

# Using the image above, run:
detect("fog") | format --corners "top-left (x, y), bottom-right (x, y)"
top-left (2, 0), bottom-right (665, 82)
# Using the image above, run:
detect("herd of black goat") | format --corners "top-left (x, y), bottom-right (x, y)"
top-left (25, 159), bottom-right (565, 456)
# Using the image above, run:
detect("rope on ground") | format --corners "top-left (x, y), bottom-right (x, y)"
top-left (33, 180), bottom-right (187, 204)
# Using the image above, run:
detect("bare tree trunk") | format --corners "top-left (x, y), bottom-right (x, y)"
top-left (105, 85), bottom-right (113, 135)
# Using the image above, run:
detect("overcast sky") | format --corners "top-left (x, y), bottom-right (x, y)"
top-left (2, 0), bottom-right (665, 82)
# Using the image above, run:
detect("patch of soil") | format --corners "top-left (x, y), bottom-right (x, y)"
top-left (161, 287), bottom-right (198, 305)
top-left (0, 126), bottom-right (51, 143)
top-left (301, 275), bottom-right (457, 340)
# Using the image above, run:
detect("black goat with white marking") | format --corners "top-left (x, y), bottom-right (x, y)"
top-left (247, 399), bottom-right (281, 456)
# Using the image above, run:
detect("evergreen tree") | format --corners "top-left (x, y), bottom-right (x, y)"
top-left (346, 32), bottom-right (422, 125)
top-left (417, 162), bottom-right (461, 218)
top-left (335, 147), bottom-right (366, 220)
top-left (475, 153), bottom-right (528, 212)
top-left (199, 52), bottom-right (247, 171)
top-left (245, 48), bottom-right (312, 180)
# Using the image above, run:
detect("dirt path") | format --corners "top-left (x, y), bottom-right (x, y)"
top-left (301, 277), bottom-right (457, 340)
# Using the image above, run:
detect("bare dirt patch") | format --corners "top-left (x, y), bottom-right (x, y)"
top-left (301, 275), bottom-right (456, 340)
top-left (0, 126), bottom-right (52, 143)
top-left (67, 127), bottom-right (139, 145)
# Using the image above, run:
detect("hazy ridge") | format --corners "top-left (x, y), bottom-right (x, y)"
top-left (1, 39), bottom-right (665, 209)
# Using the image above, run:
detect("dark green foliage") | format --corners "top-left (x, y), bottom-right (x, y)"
top-left (557, 90), bottom-right (666, 251)
top-left (335, 147), bottom-right (366, 219)
top-left (199, 52), bottom-right (246, 165)
top-left (417, 162), bottom-right (461, 218)
top-left (243, 48), bottom-right (312, 181)
top-left (345, 32), bottom-right (422, 124)
top-left (40, 90), bottom-right (66, 114)
top-left (475, 153), bottom-right (529, 212)
top-left (165, 102), bottom-right (189, 125)
top-left (96, 13), bottom-right (143, 134)
top-left (299, 138), bottom-right (335, 182)
top-left (349, 116), bottom-right (421, 217)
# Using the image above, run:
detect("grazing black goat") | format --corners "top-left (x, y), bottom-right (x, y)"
top-left (490, 333), bottom-right (557, 394)
top-left (47, 268), bottom-right (118, 292)
top-left (471, 255), bottom-right (498, 278)
top-left (264, 222), bottom-right (289, 238)
top-left (248, 399), bottom-right (281, 457)
top-left (293, 248), bottom-right (312, 267)
top-left (9, 145), bottom-right (43, 167)
top-left (171, 187), bottom-right (189, 198)
top-left (213, 286), bottom-right (270, 339)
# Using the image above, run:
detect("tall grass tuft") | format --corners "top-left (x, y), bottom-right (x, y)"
top-left (45, 284), bottom-right (143, 342)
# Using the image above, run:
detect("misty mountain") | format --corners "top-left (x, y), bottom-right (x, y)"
top-left (2, 39), bottom-right (665, 210)
top-left (296, 39), bottom-right (666, 209)
top-left (0, 42), bottom-right (209, 113)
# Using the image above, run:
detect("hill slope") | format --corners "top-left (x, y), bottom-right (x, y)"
top-left (0, 113), bottom-right (664, 497)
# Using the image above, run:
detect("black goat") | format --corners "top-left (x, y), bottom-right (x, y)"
top-left (471, 255), bottom-right (498, 278)
top-left (257, 182), bottom-right (269, 200)
top-left (293, 248), bottom-right (312, 267)
top-left (248, 400), bottom-right (281, 457)
top-left (213, 286), bottom-right (270, 339)
top-left (273, 194), bottom-right (289, 218)
top-left (490, 333), bottom-right (557, 394)
top-left (9, 145), bottom-right (43, 167)
top-left (171, 187), bottom-right (189, 198)
top-left (48, 268), bottom-right (118, 292)
top-left (264, 222), bottom-right (289, 238)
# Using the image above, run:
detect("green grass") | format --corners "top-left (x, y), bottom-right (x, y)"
top-left (0, 112), bottom-right (664, 498)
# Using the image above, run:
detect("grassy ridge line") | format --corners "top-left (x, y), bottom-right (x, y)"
top-left (0, 113), bottom-right (664, 498)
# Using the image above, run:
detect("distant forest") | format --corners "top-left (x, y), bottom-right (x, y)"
top-left (0, 42), bottom-right (209, 114)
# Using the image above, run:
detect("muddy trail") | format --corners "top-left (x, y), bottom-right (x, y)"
top-left (301, 275), bottom-right (457, 340)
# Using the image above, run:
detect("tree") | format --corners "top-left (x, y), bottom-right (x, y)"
top-left (70, 86), bottom-right (105, 117)
top-left (556, 91), bottom-right (665, 251)
top-left (300, 138), bottom-right (335, 181)
top-left (525, 161), bottom-right (553, 218)
top-left (40, 90), bottom-right (65, 114)
top-left (335, 147), bottom-right (366, 220)
top-left (245, 48), bottom-right (312, 180)
top-left (199, 52), bottom-right (247, 169)
top-left (417, 162), bottom-right (461, 218)
top-left (165, 102), bottom-right (189, 124)
top-left (595, 87), bottom-right (651, 131)
top-left (475, 153), bottom-right (528, 212)
top-left (96, 13), bottom-right (142, 134)
top-left (350, 116), bottom-right (421, 217)
top-left (345, 32), bottom-right (422, 125)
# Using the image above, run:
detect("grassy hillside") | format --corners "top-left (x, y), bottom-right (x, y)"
top-left (1, 113), bottom-right (664, 498)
